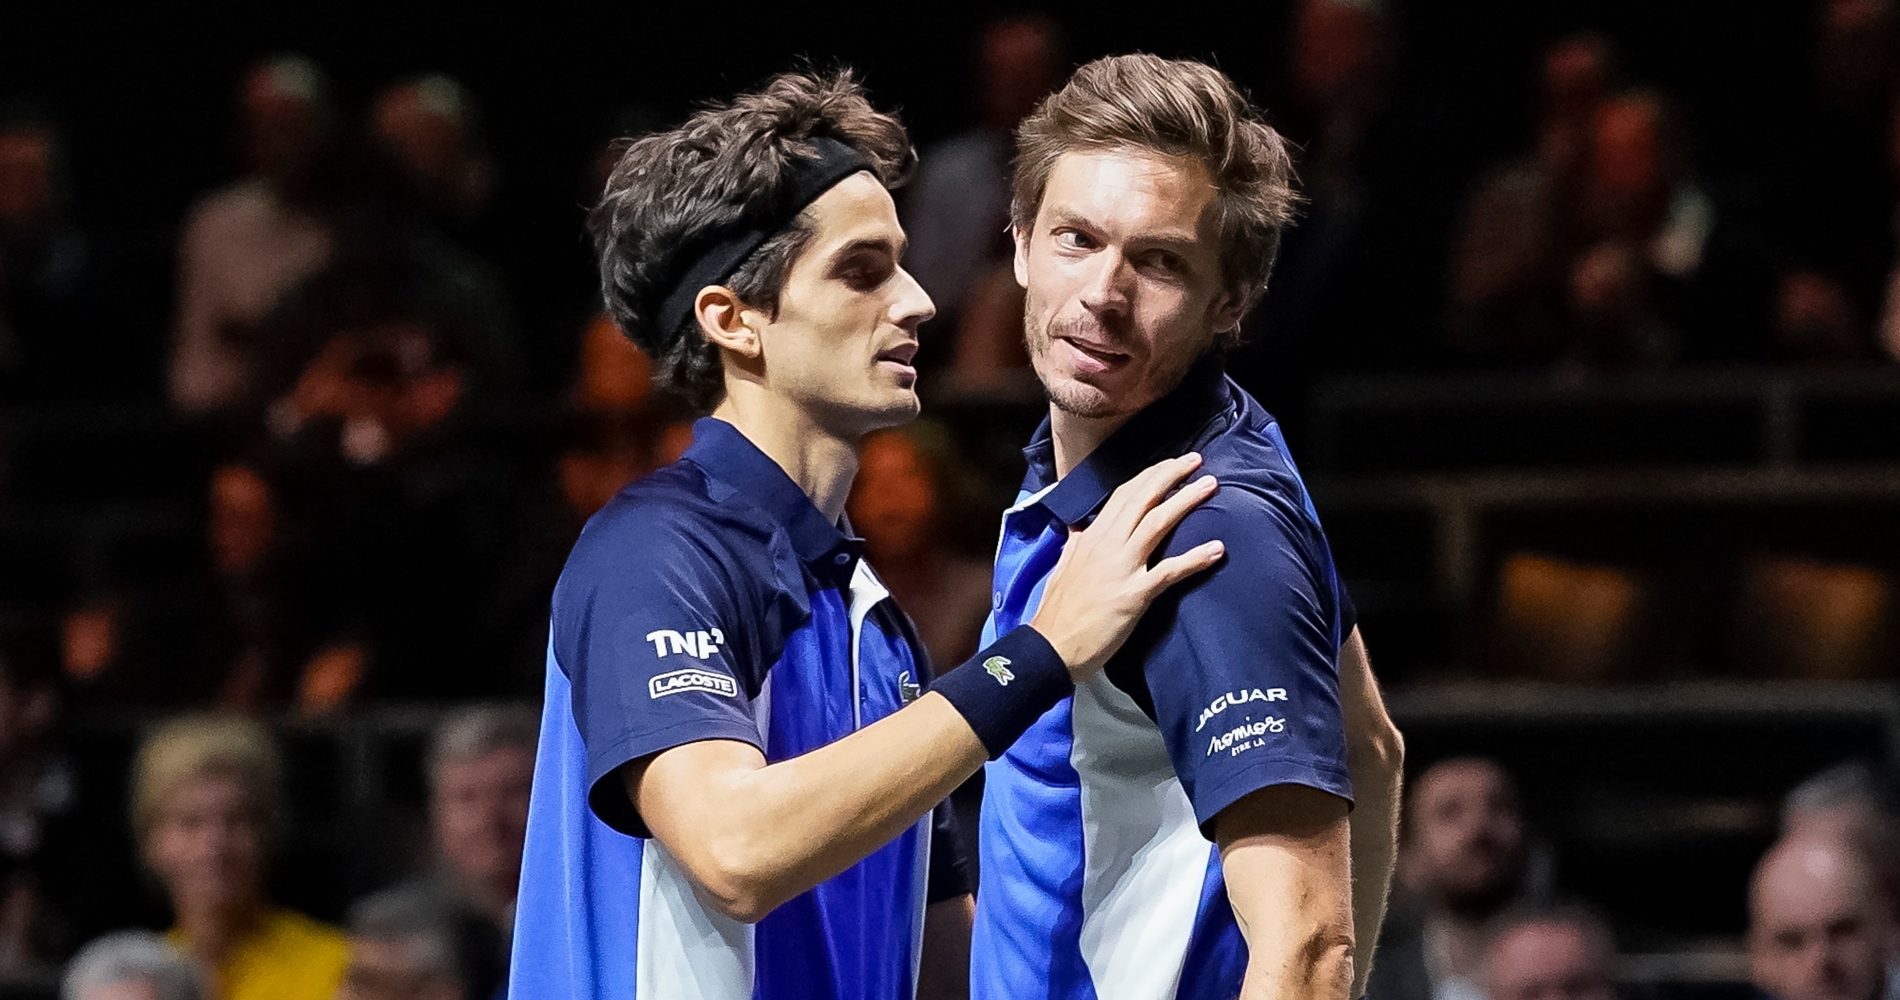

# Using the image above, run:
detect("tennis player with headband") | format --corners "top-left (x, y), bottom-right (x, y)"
top-left (508, 70), bottom-right (1225, 1000)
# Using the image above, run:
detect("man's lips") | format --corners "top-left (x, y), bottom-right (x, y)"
top-left (1058, 336), bottom-right (1128, 374)
top-left (875, 342), bottom-right (919, 366)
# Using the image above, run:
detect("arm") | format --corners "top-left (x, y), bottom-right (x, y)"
top-left (1217, 785), bottom-right (1356, 1000)
top-left (1339, 626), bottom-right (1405, 998)
top-left (630, 455), bottom-right (1224, 922)
top-left (917, 893), bottom-right (975, 1000)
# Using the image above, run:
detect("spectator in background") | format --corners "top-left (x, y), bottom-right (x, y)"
top-left (369, 76), bottom-right (495, 235)
top-left (1772, 0), bottom-right (1896, 357)
top-left (0, 623), bottom-right (105, 977)
top-left (1749, 830), bottom-right (1897, 1000)
top-left (901, 14), bottom-right (1064, 390)
top-left (847, 424), bottom-right (993, 669)
top-left (1781, 762), bottom-right (1900, 928)
top-left (1483, 905), bottom-right (1620, 1000)
top-left (415, 706), bottom-right (535, 944)
top-left (61, 931), bottom-right (203, 1000)
top-left (338, 887), bottom-right (504, 1000)
top-left (132, 716), bottom-right (347, 1000)
top-left (1447, 34), bottom-right (1618, 363)
top-left (1367, 757), bottom-right (1532, 1000)
top-left (258, 249), bottom-right (527, 702)
top-left (170, 55), bottom-right (338, 415)
top-left (0, 109), bottom-right (130, 403)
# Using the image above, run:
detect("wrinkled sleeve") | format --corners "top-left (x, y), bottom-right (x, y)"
top-left (1117, 496), bottom-right (1353, 839)
top-left (553, 514), bottom-right (764, 838)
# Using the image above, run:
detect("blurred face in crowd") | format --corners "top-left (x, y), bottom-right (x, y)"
top-left (146, 772), bottom-right (266, 916)
top-left (717, 171), bottom-right (934, 439)
top-left (1016, 147), bottom-right (1240, 423)
top-left (849, 432), bottom-right (940, 563)
top-left (1751, 833), bottom-right (1897, 1000)
top-left (374, 85), bottom-right (472, 193)
top-left (1587, 96), bottom-right (1666, 223)
top-left (1293, 0), bottom-right (1387, 106)
top-left (1404, 758), bottom-right (1526, 912)
top-left (209, 464), bottom-right (276, 577)
top-left (240, 61), bottom-right (326, 182)
top-left (0, 128), bottom-right (55, 234)
top-left (433, 745), bottom-right (534, 899)
top-left (979, 18), bottom-right (1063, 131)
top-left (1537, 36), bottom-right (1612, 176)
top-left (1487, 919), bottom-right (1618, 1000)
top-left (339, 934), bottom-right (463, 1000)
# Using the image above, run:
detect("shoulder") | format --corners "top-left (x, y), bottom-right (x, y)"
top-left (554, 460), bottom-right (783, 618)
top-left (563, 463), bottom-right (748, 577)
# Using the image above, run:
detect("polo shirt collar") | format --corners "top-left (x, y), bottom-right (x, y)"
top-left (683, 417), bottom-right (863, 570)
top-left (1021, 352), bottom-right (1234, 527)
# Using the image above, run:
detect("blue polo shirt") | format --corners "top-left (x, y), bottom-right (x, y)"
top-left (970, 355), bottom-right (1355, 1000)
top-left (511, 417), bottom-right (971, 1000)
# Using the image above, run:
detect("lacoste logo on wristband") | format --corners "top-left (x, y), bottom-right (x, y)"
top-left (983, 656), bottom-right (1016, 686)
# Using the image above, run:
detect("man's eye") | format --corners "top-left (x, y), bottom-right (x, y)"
top-left (1055, 230), bottom-right (1095, 250)
top-left (841, 260), bottom-right (894, 290)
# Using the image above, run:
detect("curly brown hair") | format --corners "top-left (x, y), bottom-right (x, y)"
top-left (1011, 54), bottom-right (1300, 340)
top-left (589, 69), bottom-right (915, 412)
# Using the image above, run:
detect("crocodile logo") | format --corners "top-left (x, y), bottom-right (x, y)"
top-left (983, 656), bottom-right (1016, 686)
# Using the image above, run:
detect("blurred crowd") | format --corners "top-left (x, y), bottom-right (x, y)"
top-left (4, 0), bottom-right (1900, 996)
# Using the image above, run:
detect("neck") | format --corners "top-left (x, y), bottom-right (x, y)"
top-left (711, 387), bottom-right (860, 522)
top-left (1051, 408), bottom-right (1139, 480)
top-left (175, 894), bottom-right (262, 965)
top-left (1423, 905), bottom-right (1492, 980)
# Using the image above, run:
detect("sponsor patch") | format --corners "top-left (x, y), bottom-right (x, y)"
top-left (645, 628), bottom-right (726, 660)
top-left (648, 668), bottom-right (739, 700)
top-left (1206, 716), bottom-right (1287, 757)
top-left (1193, 687), bottom-right (1288, 733)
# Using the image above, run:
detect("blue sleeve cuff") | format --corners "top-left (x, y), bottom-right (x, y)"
top-left (930, 625), bottom-right (1071, 759)
top-left (584, 719), bottom-right (767, 838)
top-left (1191, 756), bottom-right (1354, 842)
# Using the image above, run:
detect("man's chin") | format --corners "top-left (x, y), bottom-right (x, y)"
top-left (1041, 372), bottom-right (1122, 420)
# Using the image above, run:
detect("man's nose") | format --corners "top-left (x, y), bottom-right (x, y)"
top-left (893, 266), bottom-right (937, 329)
top-left (1078, 251), bottom-right (1132, 316)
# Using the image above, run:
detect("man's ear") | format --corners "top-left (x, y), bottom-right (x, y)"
top-left (1209, 286), bottom-right (1245, 339)
top-left (694, 285), bottom-right (763, 359)
top-left (1012, 224), bottom-right (1031, 289)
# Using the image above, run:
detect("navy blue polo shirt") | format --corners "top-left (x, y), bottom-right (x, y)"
top-left (511, 417), bottom-right (971, 1000)
top-left (969, 355), bottom-right (1355, 1000)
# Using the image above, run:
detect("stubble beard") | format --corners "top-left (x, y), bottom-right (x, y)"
top-left (1024, 296), bottom-right (1121, 420)
top-left (1024, 294), bottom-right (1210, 422)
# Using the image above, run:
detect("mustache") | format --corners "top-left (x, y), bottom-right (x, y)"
top-left (1043, 312), bottom-right (1123, 347)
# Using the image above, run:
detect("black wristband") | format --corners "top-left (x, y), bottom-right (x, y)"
top-left (929, 625), bottom-right (1071, 758)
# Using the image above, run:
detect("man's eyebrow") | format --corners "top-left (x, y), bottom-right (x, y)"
top-left (826, 235), bottom-right (906, 263)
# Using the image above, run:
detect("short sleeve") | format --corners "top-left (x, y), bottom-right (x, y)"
top-left (551, 510), bottom-right (770, 838)
top-left (1107, 494), bottom-right (1353, 839)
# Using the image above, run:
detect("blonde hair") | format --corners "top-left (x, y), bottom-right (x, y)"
top-left (130, 715), bottom-right (285, 853)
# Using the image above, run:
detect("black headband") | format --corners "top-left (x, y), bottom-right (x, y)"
top-left (655, 136), bottom-right (871, 337)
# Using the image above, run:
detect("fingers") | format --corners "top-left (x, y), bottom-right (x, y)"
top-left (1097, 453), bottom-right (1202, 536)
top-left (1133, 473), bottom-right (1218, 552)
top-left (1147, 540), bottom-right (1226, 592)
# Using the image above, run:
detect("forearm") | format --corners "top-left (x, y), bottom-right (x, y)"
top-left (1346, 753), bottom-right (1401, 995)
top-left (1339, 628), bottom-right (1405, 996)
top-left (1220, 787), bottom-right (1356, 1000)
top-left (917, 894), bottom-right (975, 1000)
top-left (636, 691), bottom-right (984, 921)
